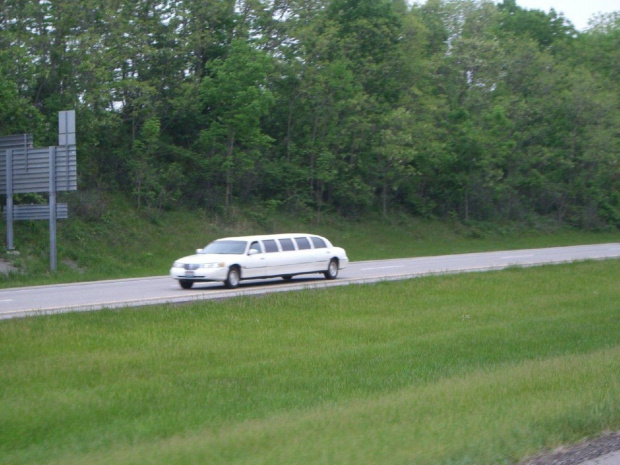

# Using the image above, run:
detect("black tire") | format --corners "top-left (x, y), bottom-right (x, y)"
top-left (324, 259), bottom-right (339, 280)
top-left (179, 280), bottom-right (193, 290)
top-left (282, 275), bottom-right (293, 281)
top-left (224, 266), bottom-right (241, 289)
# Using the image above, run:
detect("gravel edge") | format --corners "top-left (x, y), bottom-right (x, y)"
top-left (518, 432), bottom-right (620, 465)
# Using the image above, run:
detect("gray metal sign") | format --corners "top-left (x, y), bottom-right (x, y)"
top-left (0, 134), bottom-right (33, 154)
top-left (3, 204), bottom-right (68, 221)
top-left (2, 111), bottom-right (78, 270)
top-left (59, 110), bottom-right (76, 146)
top-left (0, 146), bottom-right (77, 193)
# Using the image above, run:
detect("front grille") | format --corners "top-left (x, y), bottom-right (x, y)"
top-left (183, 264), bottom-right (201, 270)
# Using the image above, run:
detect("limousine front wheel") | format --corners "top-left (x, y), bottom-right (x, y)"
top-left (225, 266), bottom-right (241, 289)
top-left (325, 259), bottom-right (339, 280)
top-left (179, 280), bottom-right (194, 290)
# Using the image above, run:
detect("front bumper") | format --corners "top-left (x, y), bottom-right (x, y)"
top-left (170, 266), bottom-right (229, 282)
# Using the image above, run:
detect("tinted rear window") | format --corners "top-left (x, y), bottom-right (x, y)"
top-left (263, 239), bottom-right (279, 253)
top-left (279, 238), bottom-right (295, 251)
top-left (295, 237), bottom-right (311, 250)
top-left (311, 236), bottom-right (327, 248)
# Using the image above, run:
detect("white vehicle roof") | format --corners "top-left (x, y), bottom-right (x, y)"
top-left (213, 233), bottom-right (330, 243)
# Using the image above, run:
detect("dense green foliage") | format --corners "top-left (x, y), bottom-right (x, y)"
top-left (2, 260), bottom-right (619, 464)
top-left (1, 0), bottom-right (619, 227)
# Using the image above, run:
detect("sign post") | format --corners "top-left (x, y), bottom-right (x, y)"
top-left (6, 149), bottom-right (14, 250)
top-left (49, 146), bottom-right (58, 271)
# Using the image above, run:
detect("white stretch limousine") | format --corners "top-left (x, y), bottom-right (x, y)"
top-left (170, 233), bottom-right (349, 289)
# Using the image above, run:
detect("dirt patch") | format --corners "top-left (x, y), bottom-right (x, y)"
top-left (519, 432), bottom-right (620, 465)
top-left (0, 258), bottom-right (18, 274)
top-left (62, 258), bottom-right (84, 273)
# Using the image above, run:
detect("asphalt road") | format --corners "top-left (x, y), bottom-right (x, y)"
top-left (1, 243), bottom-right (619, 320)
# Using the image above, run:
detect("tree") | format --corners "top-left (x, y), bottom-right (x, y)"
top-left (131, 117), bottom-right (161, 209)
top-left (375, 108), bottom-right (418, 218)
top-left (1, 0), bottom-right (619, 228)
top-left (0, 73), bottom-right (42, 135)
top-left (199, 39), bottom-right (275, 210)
top-left (497, 0), bottom-right (577, 51)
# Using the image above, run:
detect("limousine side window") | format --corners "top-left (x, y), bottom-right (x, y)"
top-left (279, 238), bottom-right (295, 251)
top-left (311, 236), bottom-right (327, 248)
top-left (263, 239), bottom-right (279, 253)
top-left (294, 237), bottom-right (311, 250)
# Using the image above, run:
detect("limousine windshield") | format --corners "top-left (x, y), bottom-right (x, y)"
top-left (200, 240), bottom-right (247, 254)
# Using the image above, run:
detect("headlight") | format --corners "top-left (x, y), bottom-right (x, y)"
top-left (173, 261), bottom-right (183, 268)
top-left (203, 262), bottom-right (226, 268)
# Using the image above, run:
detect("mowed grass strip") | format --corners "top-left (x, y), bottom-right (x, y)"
top-left (1, 260), bottom-right (619, 465)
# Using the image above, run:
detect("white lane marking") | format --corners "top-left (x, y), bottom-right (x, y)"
top-left (361, 265), bottom-right (405, 271)
top-left (501, 254), bottom-right (535, 259)
top-left (0, 299), bottom-right (14, 302)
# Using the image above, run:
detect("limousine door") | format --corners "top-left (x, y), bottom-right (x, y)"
top-left (242, 241), bottom-right (268, 278)
top-left (273, 238), bottom-right (301, 276)
top-left (292, 236), bottom-right (319, 273)
top-left (310, 236), bottom-right (332, 268)
top-left (260, 239), bottom-right (288, 276)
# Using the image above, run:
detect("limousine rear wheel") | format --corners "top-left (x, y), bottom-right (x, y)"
top-left (325, 259), bottom-right (339, 280)
top-left (225, 266), bottom-right (241, 289)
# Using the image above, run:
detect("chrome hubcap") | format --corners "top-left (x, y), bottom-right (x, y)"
top-left (329, 261), bottom-right (337, 276)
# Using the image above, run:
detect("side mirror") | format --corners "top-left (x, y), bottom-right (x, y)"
top-left (248, 249), bottom-right (259, 256)
top-left (196, 248), bottom-right (203, 254)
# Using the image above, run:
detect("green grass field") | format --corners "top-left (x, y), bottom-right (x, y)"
top-left (1, 259), bottom-right (619, 465)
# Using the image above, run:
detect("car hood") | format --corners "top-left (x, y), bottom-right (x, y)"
top-left (175, 253), bottom-right (238, 264)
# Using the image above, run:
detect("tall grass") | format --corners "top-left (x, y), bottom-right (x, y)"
top-left (1, 259), bottom-right (619, 464)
